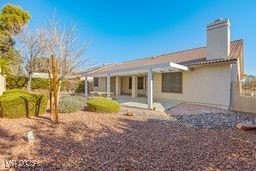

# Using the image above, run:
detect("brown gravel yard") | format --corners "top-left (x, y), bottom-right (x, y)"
top-left (1, 106), bottom-right (256, 170)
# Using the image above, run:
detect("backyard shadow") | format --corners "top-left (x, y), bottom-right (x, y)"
top-left (19, 114), bottom-right (256, 170)
top-left (0, 126), bottom-right (19, 160)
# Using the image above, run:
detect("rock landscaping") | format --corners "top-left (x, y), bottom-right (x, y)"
top-left (0, 105), bottom-right (256, 170)
top-left (168, 104), bottom-right (256, 129)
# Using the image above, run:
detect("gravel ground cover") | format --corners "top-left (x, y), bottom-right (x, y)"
top-left (0, 106), bottom-right (256, 170)
top-left (167, 104), bottom-right (256, 129)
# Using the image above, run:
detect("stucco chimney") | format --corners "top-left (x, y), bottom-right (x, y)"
top-left (207, 18), bottom-right (230, 60)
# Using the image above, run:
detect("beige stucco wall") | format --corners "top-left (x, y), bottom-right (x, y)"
top-left (136, 76), bottom-right (147, 96)
top-left (230, 63), bottom-right (238, 83)
top-left (121, 77), bottom-right (131, 95)
top-left (93, 77), bottom-right (106, 92)
top-left (153, 64), bottom-right (232, 108)
top-left (0, 74), bottom-right (6, 95)
top-left (120, 76), bottom-right (147, 96)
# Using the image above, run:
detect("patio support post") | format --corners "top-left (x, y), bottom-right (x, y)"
top-left (115, 77), bottom-right (120, 96)
top-left (84, 75), bottom-right (88, 97)
top-left (147, 68), bottom-right (153, 109)
top-left (107, 73), bottom-right (111, 97)
top-left (132, 75), bottom-right (137, 97)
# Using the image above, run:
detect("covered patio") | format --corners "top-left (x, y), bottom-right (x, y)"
top-left (85, 62), bottom-right (189, 110)
top-left (116, 95), bottom-right (180, 111)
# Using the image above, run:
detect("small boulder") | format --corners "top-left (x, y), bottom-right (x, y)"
top-left (236, 123), bottom-right (256, 131)
top-left (126, 112), bottom-right (134, 116)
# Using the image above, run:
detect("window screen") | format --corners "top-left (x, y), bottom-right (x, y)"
top-left (162, 72), bottom-right (182, 93)
top-left (137, 77), bottom-right (144, 90)
top-left (93, 77), bottom-right (99, 87)
top-left (129, 77), bottom-right (132, 89)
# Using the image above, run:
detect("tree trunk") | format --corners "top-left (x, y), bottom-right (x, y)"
top-left (51, 55), bottom-right (58, 123)
top-left (48, 71), bottom-right (52, 115)
top-left (57, 80), bottom-right (62, 106)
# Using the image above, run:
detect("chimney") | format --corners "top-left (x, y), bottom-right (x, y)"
top-left (207, 18), bottom-right (230, 60)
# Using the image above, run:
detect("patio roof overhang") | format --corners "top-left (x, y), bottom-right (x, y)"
top-left (87, 62), bottom-right (190, 77)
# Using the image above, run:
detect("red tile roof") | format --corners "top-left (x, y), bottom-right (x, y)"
top-left (91, 40), bottom-right (243, 75)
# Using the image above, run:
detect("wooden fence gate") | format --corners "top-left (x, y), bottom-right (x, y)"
top-left (231, 82), bottom-right (256, 114)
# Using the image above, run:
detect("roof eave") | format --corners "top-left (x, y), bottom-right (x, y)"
top-left (189, 59), bottom-right (237, 68)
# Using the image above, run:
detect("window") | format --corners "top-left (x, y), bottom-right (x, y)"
top-left (162, 72), bottom-right (182, 93)
top-left (137, 77), bottom-right (144, 90)
top-left (93, 77), bottom-right (99, 87)
top-left (129, 77), bottom-right (132, 89)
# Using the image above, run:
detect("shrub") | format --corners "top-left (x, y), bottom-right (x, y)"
top-left (6, 76), bottom-right (27, 89)
top-left (31, 78), bottom-right (49, 90)
top-left (6, 75), bottom-right (49, 90)
top-left (86, 98), bottom-right (120, 113)
top-left (0, 90), bottom-right (48, 118)
top-left (75, 80), bottom-right (85, 93)
top-left (58, 95), bottom-right (86, 113)
top-left (3, 88), bottom-right (30, 95)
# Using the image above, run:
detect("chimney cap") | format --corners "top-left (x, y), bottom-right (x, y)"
top-left (215, 18), bottom-right (224, 22)
top-left (207, 18), bottom-right (230, 28)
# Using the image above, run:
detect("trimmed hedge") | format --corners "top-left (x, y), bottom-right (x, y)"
top-left (0, 90), bottom-right (48, 118)
top-left (86, 98), bottom-right (120, 113)
top-left (31, 78), bottom-right (49, 90)
top-left (3, 89), bottom-right (30, 95)
top-left (6, 76), bottom-right (49, 90)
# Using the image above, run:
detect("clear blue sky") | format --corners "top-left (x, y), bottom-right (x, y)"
top-left (1, 0), bottom-right (255, 74)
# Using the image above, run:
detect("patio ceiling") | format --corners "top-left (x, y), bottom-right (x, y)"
top-left (88, 62), bottom-right (189, 77)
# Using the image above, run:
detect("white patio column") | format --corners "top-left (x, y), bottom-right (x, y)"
top-left (147, 68), bottom-right (153, 109)
top-left (107, 74), bottom-right (111, 97)
top-left (132, 75), bottom-right (137, 97)
top-left (115, 76), bottom-right (120, 96)
top-left (84, 75), bottom-right (88, 97)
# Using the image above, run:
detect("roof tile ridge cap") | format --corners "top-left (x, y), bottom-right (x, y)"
top-left (92, 64), bottom-right (115, 72)
top-left (230, 39), bottom-right (243, 44)
top-left (114, 46), bottom-right (207, 65)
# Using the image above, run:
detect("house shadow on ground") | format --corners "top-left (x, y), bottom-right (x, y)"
top-left (16, 113), bottom-right (256, 170)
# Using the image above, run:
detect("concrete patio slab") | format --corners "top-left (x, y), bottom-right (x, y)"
top-left (116, 96), bottom-right (180, 111)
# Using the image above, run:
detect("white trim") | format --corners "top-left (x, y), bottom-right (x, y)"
top-left (169, 62), bottom-right (189, 71)
top-left (106, 74), bottom-right (110, 97)
top-left (147, 68), bottom-right (153, 109)
top-left (88, 62), bottom-right (189, 77)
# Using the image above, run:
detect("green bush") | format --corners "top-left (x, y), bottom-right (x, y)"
top-left (6, 76), bottom-right (27, 89)
top-left (31, 78), bottom-right (49, 90)
top-left (75, 80), bottom-right (85, 93)
top-left (0, 90), bottom-right (48, 118)
top-left (3, 88), bottom-right (30, 95)
top-left (58, 95), bottom-right (86, 113)
top-left (6, 75), bottom-right (49, 90)
top-left (86, 98), bottom-right (120, 113)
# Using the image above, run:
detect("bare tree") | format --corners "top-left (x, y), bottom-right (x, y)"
top-left (44, 16), bottom-right (88, 123)
top-left (18, 28), bottom-right (48, 90)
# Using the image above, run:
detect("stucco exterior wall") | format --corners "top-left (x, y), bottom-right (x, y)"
top-left (0, 74), bottom-right (6, 95)
top-left (120, 76), bottom-right (147, 96)
top-left (230, 63), bottom-right (238, 83)
top-left (136, 76), bottom-right (147, 96)
top-left (121, 77), bottom-right (131, 95)
top-left (93, 77), bottom-right (106, 92)
top-left (153, 64), bottom-right (232, 108)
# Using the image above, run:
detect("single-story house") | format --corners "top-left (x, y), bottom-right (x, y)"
top-left (85, 18), bottom-right (244, 110)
